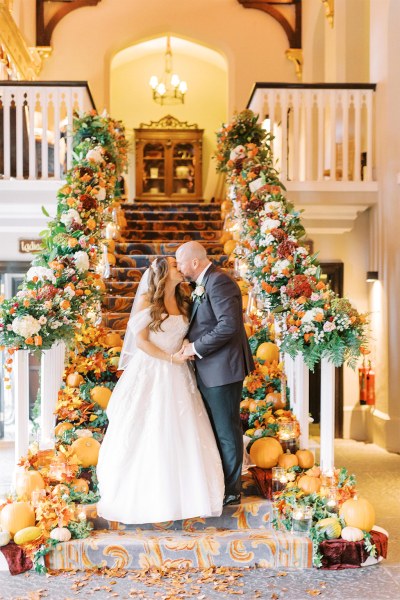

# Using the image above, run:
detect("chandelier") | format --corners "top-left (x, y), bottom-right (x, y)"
top-left (149, 36), bottom-right (188, 105)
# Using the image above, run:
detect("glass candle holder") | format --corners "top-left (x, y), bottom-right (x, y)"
top-left (272, 466), bottom-right (288, 498)
top-left (278, 422), bottom-right (299, 453)
top-left (326, 487), bottom-right (339, 513)
top-left (291, 505), bottom-right (313, 536)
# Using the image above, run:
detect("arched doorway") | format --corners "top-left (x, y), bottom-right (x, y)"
top-left (110, 35), bottom-right (228, 201)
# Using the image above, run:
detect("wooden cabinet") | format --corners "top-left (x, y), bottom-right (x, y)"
top-left (135, 115), bottom-right (203, 201)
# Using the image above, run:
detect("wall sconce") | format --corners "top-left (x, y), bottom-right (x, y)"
top-left (366, 271), bottom-right (379, 282)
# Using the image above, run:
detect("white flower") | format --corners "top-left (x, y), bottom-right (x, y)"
top-left (229, 145), bottom-right (246, 161)
top-left (254, 255), bottom-right (264, 268)
top-left (296, 246), bottom-right (309, 257)
top-left (323, 321), bottom-right (336, 332)
top-left (64, 286), bottom-right (76, 298)
top-left (260, 218), bottom-right (280, 234)
top-left (264, 201), bottom-right (281, 213)
top-left (12, 315), bottom-right (41, 338)
top-left (75, 429), bottom-right (93, 438)
top-left (311, 293), bottom-right (320, 302)
top-left (253, 429), bottom-right (264, 438)
top-left (191, 285), bottom-right (206, 302)
top-left (74, 251), bottom-right (90, 272)
top-left (26, 266), bottom-right (57, 285)
top-left (302, 308), bottom-right (324, 323)
top-left (95, 187), bottom-right (106, 201)
top-left (86, 147), bottom-right (104, 163)
top-left (271, 259), bottom-right (290, 275)
top-left (249, 177), bottom-right (264, 193)
top-left (38, 316), bottom-right (47, 325)
top-left (60, 209), bottom-right (82, 229)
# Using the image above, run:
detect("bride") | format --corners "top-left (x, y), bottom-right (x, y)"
top-left (96, 256), bottom-right (224, 524)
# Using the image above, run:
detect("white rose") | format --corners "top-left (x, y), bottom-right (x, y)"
top-left (12, 315), bottom-right (41, 338)
top-left (302, 308), bottom-right (324, 323)
top-left (26, 266), bottom-right (56, 285)
top-left (74, 251), bottom-right (90, 272)
top-left (260, 218), bottom-right (280, 234)
top-left (264, 201), bottom-right (281, 213)
top-left (64, 287), bottom-right (76, 298)
top-left (249, 177), bottom-right (264, 193)
top-left (95, 187), bottom-right (106, 201)
top-left (271, 259), bottom-right (290, 275)
top-left (38, 316), bottom-right (47, 325)
top-left (254, 255), bottom-right (264, 268)
top-left (60, 209), bottom-right (82, 229)
top-left (229, 145), bottom-right (246, 161)
top-left (86, 147), bottom-right (104, 163)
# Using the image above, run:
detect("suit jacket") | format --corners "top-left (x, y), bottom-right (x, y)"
top-left (188, 264), bottom-right (255, 387)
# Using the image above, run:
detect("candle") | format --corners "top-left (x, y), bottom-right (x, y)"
top-left (105, 222), bottom-right (118, 240)
top-left (78, 510), bottom-right (86, 522)
top-left (272, 467), bottom-right (288, 498)
top-left (291, 505), bottom-right (313, 536)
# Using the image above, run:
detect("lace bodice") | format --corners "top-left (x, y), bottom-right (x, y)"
top-left (148, 314), bottom-right (189, 354)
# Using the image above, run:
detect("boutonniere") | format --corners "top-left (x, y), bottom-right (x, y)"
top-left (191, 285), bottom-right (206, 303)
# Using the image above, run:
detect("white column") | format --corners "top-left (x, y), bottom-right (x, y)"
top-left (283, 353), bottom-right (295, 408)
top-left (294, 354), bottom-right (310, 450)
top-left (40, 342), bottom-right (66, 449)
top-left (14, 350), bottom-right (30, 464)
top-left (320, 357), bottom-right (336, 472)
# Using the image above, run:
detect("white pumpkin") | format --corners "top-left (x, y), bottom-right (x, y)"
top-left (341, 526), bottom-right (364, 542)
top-left (75, 429), bottom-right (93, 439)
top-left (0, 530), bottom-right (11, 547)
top-left (50, 527), bottom-right (71, 542)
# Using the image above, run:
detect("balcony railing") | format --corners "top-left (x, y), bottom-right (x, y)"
top-left (0, 81), bottom-right (95, 181)
top-left (247, 83), bottom-right (376, 186)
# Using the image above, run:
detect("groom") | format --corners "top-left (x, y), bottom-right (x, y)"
top-left (176, 241), bottom-right (254, 506)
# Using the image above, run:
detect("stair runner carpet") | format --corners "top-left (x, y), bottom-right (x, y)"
top-left (46, 201), bottom-right (312, 571)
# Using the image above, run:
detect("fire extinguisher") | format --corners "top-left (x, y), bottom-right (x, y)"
top-left (359, 360), bottom-right (368, 405)
top-left (366, 360), bottom-right (376, 405)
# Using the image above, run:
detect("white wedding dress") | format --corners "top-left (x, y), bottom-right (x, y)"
top-left (96, 308), bottom-right (225, 524)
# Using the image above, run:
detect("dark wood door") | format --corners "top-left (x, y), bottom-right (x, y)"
top-left (308, 262), bottom-right (344, 437)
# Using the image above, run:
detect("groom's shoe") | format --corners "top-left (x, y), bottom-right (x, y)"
top-left (223, 493), bottom-right (241, 507)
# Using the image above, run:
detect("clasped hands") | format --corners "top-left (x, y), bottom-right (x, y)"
top-left (172, 339), bottom-right (195, 364)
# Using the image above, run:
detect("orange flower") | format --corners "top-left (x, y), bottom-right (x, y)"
top-left (313, 312), bottom-right (324, 322)
top-left (297, 296), bottom-right (307, 304)
top-left (23, 299), bottom-right (30, 308)
top-left (68, 238), bottom-right (78, 248)
top-left (34, 336), bottom-right (42, 346)
top-left (316, 281), bottom-right (326, 290)
top-left (60, 300), bottom-right (70, 310)
top-left (25, 337), bottom-right (34, 345)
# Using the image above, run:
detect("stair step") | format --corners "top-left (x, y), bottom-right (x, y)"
top-left (123, 210), bottom-right (222, 221)
top-left (109, 267), bottom-right (147, 282)
top-left (117, 242), bottom-right (225, 256)
top-left (46, 528), bottom-right (312, 571)
top-left (116, 254), bottom-right (229, 269)
top-left (126, 220), bottom-right (223, 231)
top-left (121, 230), bottom-right (221, 241)
top-left (92, 496), bottom-right (274, 532)
top-left (106, 281), bottom-right (139, 296)
top-left (123, 202), bottom-right (221, 212)
top-left (102, 295), bottom-right (135, 311)
top-left (102, 312), bottom-right (131, 329)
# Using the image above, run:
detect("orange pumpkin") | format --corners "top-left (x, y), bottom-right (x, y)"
top-left (220, 231), bottom-right (233, 245)
top-left (248, 399), bottom-right (266, 413)
top-left (108, 346), bottom-right (122, 356)
top-left (70, 438), bottom-right (101, 468)
top-left (240, 399), bottom-right (251, 410)
top-left (103, 332), bottom-right (123, 347)
top-left (223, 239), bottom-right (237, 256)
top-left (69, 478), bottom-right (90, 494)
top-left (265, 392), bottom-right (285, 410)
top-left (95, 279), bottom-right (106, 292)
top-left (298, 475), bottom-right (321, 494)
top-left (249, 437), bottom-right (283, 469)
top-left (106, 253), bottom-right (116, 266)
top-left (256, 342), bottom-right (279, 364)
top-left (0, 502), bottom-right (36, 537)
top-left (221, 200), bottom-right (233, 213)
top-left (296, 449), bottom-right (315, 469)
top-left (104, 239), bottom-right (116, 253)
top-left (278, 451), bottom-right (299, 469)
top-left (15, 470), bottom-right (45, 500)
top-left (66, 373), bottom-right (84, 388)
top-left (90, 386), bottom-right (112, 409)
top-left (339, 497), bottom-right (375, 532)
top-left (54, 422), bottom-right (74, 437)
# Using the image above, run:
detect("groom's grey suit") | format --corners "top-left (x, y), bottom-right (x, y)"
top-left (188, 264), bottom-right (255, 496)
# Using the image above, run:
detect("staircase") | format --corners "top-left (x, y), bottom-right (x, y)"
top-left (46, 201), bottom-right (313, 571)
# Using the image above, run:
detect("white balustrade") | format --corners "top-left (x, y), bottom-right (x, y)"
top-left (293, 353), bottom-right (310, 450)
top-left (13, 350), bottom-right (30, 465)
top-left (319, 357), bottom-right (336, 473)
top-left (0, 83), bottom-right (94, 181)
top-left (248, 84), bottom-right (376, 184)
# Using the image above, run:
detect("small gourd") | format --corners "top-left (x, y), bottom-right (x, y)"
top-left (50, 527), bottom-right (71, 542)
top-left (0, 530), bottom-right (11, 547)
top-left (14, 526), bottom-right (42, 545)
top-left (75, 429), bottom-right (93, 438)
top-left (341, 526), bottom-right (364, 542)
top-left (315, 517), bottom-right (342, 540)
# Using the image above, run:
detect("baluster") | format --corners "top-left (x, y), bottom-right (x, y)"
top-left (317, 90), bottom-right (324, 181)
top-left (280, 90), bottom-right (289, 182)
top-left (329, 90), bottom-right (337, 181)
top-left (342, 90), bottom-right (349, 182)
top-left (15, 88), bottom-right (24, 179)
top-left (292, 91), bottom-right (300, 182)
top-left (365, 91), bottom-right (373, 181)
top-left (66, 88), bottom-right (73, 171)
top-left (53, 89), bottom-right (61, 179)
top-left (320, 357), bottom-right (336, 473)
top-left (41, 89), bottom-right (49, 179)
top-left (14, 350), bottom-right (30, 464)
top-left (305, 91), bottom-right (313, 181)
top-left (28, 88), bottom-right (36, 179)
top-left (269, 90), bottom-right (275, 158)
top-left (353, 90), bottom-right (361, 182)
top-left (40, 342), bottom-right (65, 449)
top-left (3, 89), bottom-right (11, 178)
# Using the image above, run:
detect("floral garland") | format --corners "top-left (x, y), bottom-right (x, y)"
top-left (218, 109), bottom-right (369, 370)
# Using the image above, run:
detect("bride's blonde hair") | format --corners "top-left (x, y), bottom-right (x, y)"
top-left (146, 257), bottom-right (190, 331)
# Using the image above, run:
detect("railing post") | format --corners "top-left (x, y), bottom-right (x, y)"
top-left (320, 357), bottom-right (336, 472)
top-left (13, 350), bottom-right (30, 464)
top-left (294, 353), bottom-right (310, 450)
top-left (40, 342), bottom-right (65, 449)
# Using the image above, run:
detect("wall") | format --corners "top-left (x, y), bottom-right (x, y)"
top-left (110, 40), bottom-right (227, 200)
top-left (39, 0), bottom-right (295, 114)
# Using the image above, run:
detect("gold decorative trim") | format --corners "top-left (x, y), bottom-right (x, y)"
top-left (285, 48), bottom-right (303, 81)
top-left (321, 0), bottom-right (334, 28)
top-left (139, 115), bottom-right (199, 129)
top-left (0, 5), bottom-right (42, 79)
top-left (35, 46), bottom-right (53, 61)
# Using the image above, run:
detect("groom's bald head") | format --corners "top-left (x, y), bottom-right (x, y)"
top-left (176, 241), bottom-right (210, 281)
